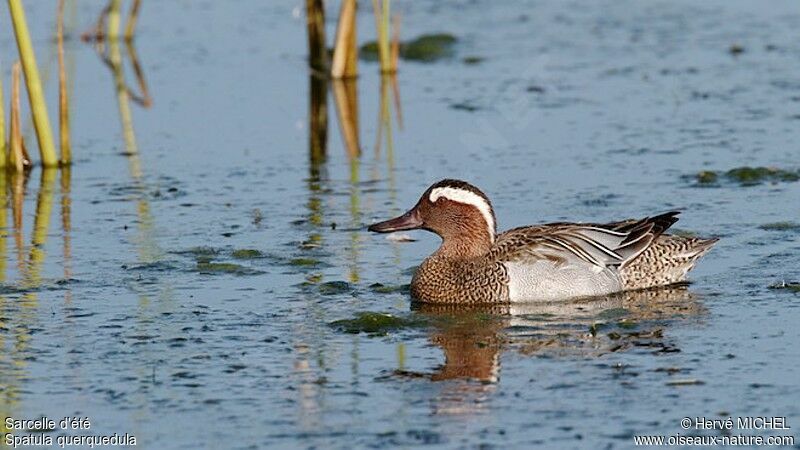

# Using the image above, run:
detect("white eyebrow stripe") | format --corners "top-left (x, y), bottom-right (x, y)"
top-left (429, 187), bottom-right (496, 242)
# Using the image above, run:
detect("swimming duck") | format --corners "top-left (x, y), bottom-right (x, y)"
top-left (368, 179), bottom-right (717, 304)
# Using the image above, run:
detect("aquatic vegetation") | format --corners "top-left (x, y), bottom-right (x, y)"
top-left (401, 33), bottom-right (456, 61)
top-left (695, 170), bottom-right (718, 184)
top-left (768, 281), bottom-right (800, 293)
top-left (361, 33), bottom-right (457, 63)
top-left (317, 280), bottom-right (352, 296)
top-left (462, 56), bottom-right (485, 65)
top-left (369, 282), bottom-right (409, 294)
top-left (759, 222), bottom-right (800, 231)
top-left (194, 261), bottom-right (263, 275)
top-left (329, 312), bottom-right (427, 335)
top-left (231, 249), bottom-right (263, 259)
top-left (689, 166), bottom-right (800, 186)
top-left (449, 102), bottom-right (481, 112)
top-left (726, 166), bottom-right (799, 185)
top-left (288, 257), bottom-right (320, 267)
top-left (174, 246), bottom-right (219, 258)
top-left (729, 44), bottom-right (745, 55)
top-left (597, 307), bottom-right (630, 320)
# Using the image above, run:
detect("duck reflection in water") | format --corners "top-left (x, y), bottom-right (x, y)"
top-left (399, 286), bottom-right (705, 414)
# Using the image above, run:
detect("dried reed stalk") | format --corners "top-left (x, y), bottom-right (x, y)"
top-left (58, 0), bottom-right (71, 165)
top-left (331, 0), bottom-right (358, 78)
top-left (9, 62), bottom-right (27, 173)
top-left (305, 0), bottom-right (327, 72)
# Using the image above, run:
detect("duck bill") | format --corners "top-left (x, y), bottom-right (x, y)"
top-left (368, 209), bottom-right (423, 233)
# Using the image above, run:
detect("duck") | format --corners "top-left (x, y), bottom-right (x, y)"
top-left (368, 179), bottom-right (717, 304)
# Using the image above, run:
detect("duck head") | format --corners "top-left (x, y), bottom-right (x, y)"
top-left (368, 179), bottom-right (497, 258)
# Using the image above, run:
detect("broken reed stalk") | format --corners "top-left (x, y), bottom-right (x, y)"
top-left (0, 69), bottom-right (6, 168)
top-left (7, 0), bottom-right (59, 167)
top-left (124, 0), bottom-right (141, 41)
top-left (9, 62), bottom-right (26, 173)
top-left (58, 0), bottom-right (71, 165)
top-left (331, 0), bottom-right (358, 79)
top-left (305, 0), bottom-right (327, 72)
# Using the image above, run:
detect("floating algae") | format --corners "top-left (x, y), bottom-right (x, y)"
top-left (688, 166), bottom-right (799, 186)
top-left (360, 33), bottom-right (457, 63)
top-left (768, 281), bottom-right (800, 293)
top-left (194, 261), bottom-right (263, 275)
top-left (759, 222), bottom-right (800, 231)
top-left (725, 167), bottom-right (799, 185)
top-left (231, 249), bottom-right (263, 259)
top-left (369, 283), bottom-right (409, 294)
top-left (329, 312), bottom-right (428, 335)
top-left (288, 257), bottom-right (320, 267)
top-left (318, 281), bottom-right (352, 296)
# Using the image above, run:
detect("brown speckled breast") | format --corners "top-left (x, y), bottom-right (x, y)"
top-left (410, 255), bottom-right (510, 304)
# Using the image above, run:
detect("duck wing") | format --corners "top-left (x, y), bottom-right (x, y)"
top-left (493, 212), bottom-right (680, 270)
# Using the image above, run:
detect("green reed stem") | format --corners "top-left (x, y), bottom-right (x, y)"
top-left (7, 0), bottom-right (58, 167)
top-left (107, 0), bottom-right (121, 39)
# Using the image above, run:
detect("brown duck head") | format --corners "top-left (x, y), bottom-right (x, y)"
top-left (368, 179), bottom-right (497, 258)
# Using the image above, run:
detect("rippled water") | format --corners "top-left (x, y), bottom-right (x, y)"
top-left (1, 1), bottom-right (799, 448)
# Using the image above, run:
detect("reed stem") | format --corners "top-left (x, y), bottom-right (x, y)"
top-left (305, 0), bottom-right (327, 72)
top-left (0, 69), bottom-right (6, 168)
top-left (107, 0), bottom-right (122, 39)
top-left (331, 0), bottom-right (358, 78)
top-left (9, 62), bottom-right (25, 173)
top-left (7, 0), bottom-right (59, 167)
top-left (124, 0), bottom-right (141, 41)
top-left (58, 0), bottom-right (71, 165)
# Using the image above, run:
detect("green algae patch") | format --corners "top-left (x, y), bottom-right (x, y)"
top-left (462, 56), bottom-right (485, 65)
top-left (318, 281), bottom-right (353, 296)
top-left (360, 33), bottom-right (458, 63)
top-left (725, 167), bottom-right (799, 185)
top-left (194, 261), bottom-right (262, 275)
top-left (688, 167), bottom-right (799, 187)
top-left (403, 33), bottom-right (457, 61)
top-left (359, 41), bottom-right (381, 61)
top-left (329, 312), bottom-right (427, 335)
top-left (769, 281), bottom-right (800, 293)
top-left (696, 170), bottom-right (719, 185)
top-left (288, 257), bottom-right (320, 267)
top-left (369, 283), bottom-right (409, 294)
top-left (597, 308), bottom-right (630, 320)
top-left (759, 222), bottom-right (800, 231)
top-left (231, 249), bottom-right (263, 259)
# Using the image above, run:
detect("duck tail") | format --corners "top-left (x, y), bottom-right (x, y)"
top-left (620, 235), bottom-right (718, 290)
